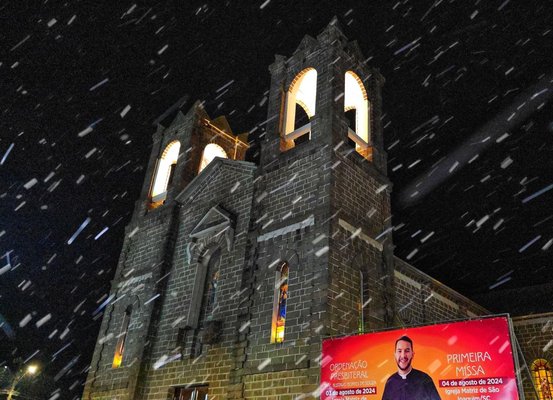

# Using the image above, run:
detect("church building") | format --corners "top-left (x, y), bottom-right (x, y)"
top-left (82, 20), bottom-right (553, 400)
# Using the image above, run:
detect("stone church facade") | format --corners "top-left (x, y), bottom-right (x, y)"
top-left (82, 21), bottom-right (553, 400)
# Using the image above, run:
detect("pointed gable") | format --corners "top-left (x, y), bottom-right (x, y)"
top-left (316, 16), bottom-right (347, 46)
top-left (293, 34), bottom-right (318, 55)
top-left (190, 205), bottom-right (235, 240)
top-left (174, 157), bottom-right (256, 206)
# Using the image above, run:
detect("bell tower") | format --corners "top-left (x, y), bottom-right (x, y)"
top-left (82, 101), bottom-right (248, 399)
top-left (135, 102), bottom-right (249, 215)
top-left (83, 19), bottom-right (398, 400)
top-left (261, 19), bottom-right (387, 173)
top-left (235, 19), bottom-right (396, 398)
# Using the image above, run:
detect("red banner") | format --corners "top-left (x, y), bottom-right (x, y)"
top-left (321, 317), bottom-right (519, 400)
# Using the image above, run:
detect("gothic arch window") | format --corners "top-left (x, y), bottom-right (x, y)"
top-left (186, 246), bottom-right (223, 330)
top-left (149, 140), bottom-right (181, 208)
top-left (532, 359), bottom-right (553, 400)
top-left (198, 143), bottom-right (228, 174)
top-left (112, 305), bottom-right (132, 368)
top-left (282, 68), bottom-right (317, 149)
top-left (271, 262), bottom-right (289, 343)
top-left (344, 71), bottom-right (371, 157)
top-left (203, 248), bottom-right (221, 321)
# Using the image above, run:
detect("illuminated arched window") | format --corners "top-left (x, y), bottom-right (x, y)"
top-left (283, 68), bottom-right (317, 148)
top-left (271, 262), bottom-right (289, 343)
top-left (533, 359), bottom-right (553, 400)
top-left (112, 305), bottom-right (132, 368)
top-left (198, 143), bottom-right (227, 173)
top-left (150, 140), bottom-right (181, 208)
top-left (344, 71), bottom-right (371, 158)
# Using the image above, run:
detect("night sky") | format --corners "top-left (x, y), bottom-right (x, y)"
top-left (1, 1), bottom-right (552, 398)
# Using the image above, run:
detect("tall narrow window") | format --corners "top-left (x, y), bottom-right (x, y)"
top-left (174, 385), bottom-right (208, 400)
top-left (203, 249), bottom-right (221, 321)
top-left (186, 247), bottom-right (222, 331)
top-left (198, 143), bottom-right (227, 174)
top-left (112, 305), bottom-right (132, 368)
top-left (344, 71), bottom-right (371, 159)
top-left (150, 140), bottom-right (181, 208)
top-left (282, 68), bottom-right (317, 149)
top-left (532, 359), bottom-right (553, 400)
top-left (358, 271), bottom-right (364, 333)
top-left (271, 262), bottom-right (289, 343)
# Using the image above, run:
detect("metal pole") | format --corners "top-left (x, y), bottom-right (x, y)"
top-left (7, 370), bottom-right (26, 400)
top-left (513, 332), bottom-right (536, 400)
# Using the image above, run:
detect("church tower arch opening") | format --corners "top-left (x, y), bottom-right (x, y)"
top-left (198, 143), bottom-right (228, 174)
top-left (282, 67), bottom-right (318, 149)
top-left (344, 70), bottom-right (371, 159)
top-left (149, 140), bottom-right (181, 208)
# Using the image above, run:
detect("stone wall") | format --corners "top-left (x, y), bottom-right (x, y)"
top-left (240, 142), bottom-right (333, 399)
top-left (82, 202), bottom-right (177, 400)
top-left (136, 159), bottom-right (256, 400)
top-left (512, 313), bottom-right (553, 400)
top-left (393, 257), bottom-right (489, 325)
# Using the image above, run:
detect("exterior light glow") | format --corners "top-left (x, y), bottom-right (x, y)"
top-left (271, 263), bottom-right (289, 343)
top-left (344, 71), bottom-right (369, 144)
top-left (151, 140), bottom-right (181, 199)
top-left (198, 143), bottom-right (228, 173)
top-left (284, 68), bottom-right (318, 136)
top-left (27, 365), bottom-right (38, 375)
top-left (294, 69), bottom-right (317, 118)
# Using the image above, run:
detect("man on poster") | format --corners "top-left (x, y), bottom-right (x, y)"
top-left (382, 335), bottom-right (441, 400)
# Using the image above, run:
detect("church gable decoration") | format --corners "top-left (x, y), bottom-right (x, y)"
top-left (189, 205), bottom-right (236, 253)
top-left (184, 206), bottom-right (235, 331)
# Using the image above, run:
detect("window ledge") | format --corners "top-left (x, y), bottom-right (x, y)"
top-left (151, 191), bottom-right (167, 203)
top-left (285, 122), bottom-right (311, 140)
top-left (347, 127), bottom-right (369, 149)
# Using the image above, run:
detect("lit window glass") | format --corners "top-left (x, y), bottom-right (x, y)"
top-left (112, 305), bottom-right (132, 368)
top-left (271, 262), bottom-right (289, 343)
top-left (533, 359), bottom-right (553, 400)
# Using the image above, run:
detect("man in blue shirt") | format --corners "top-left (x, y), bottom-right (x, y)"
top-left (382, 335), bottom-right (441, 400)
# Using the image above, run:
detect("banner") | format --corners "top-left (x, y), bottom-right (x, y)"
top-left (321, 316), bottom-right (519, 400)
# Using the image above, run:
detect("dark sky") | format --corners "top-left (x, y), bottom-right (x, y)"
top-left (1, 1), bottom-right (552, 398)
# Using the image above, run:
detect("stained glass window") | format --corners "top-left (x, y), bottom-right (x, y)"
top-left (271, 262), bottom-right (289, 343)
top-left (112, 305), bottom-right (132, 368)
top-left (532, 359), bottom-right (553, 400)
